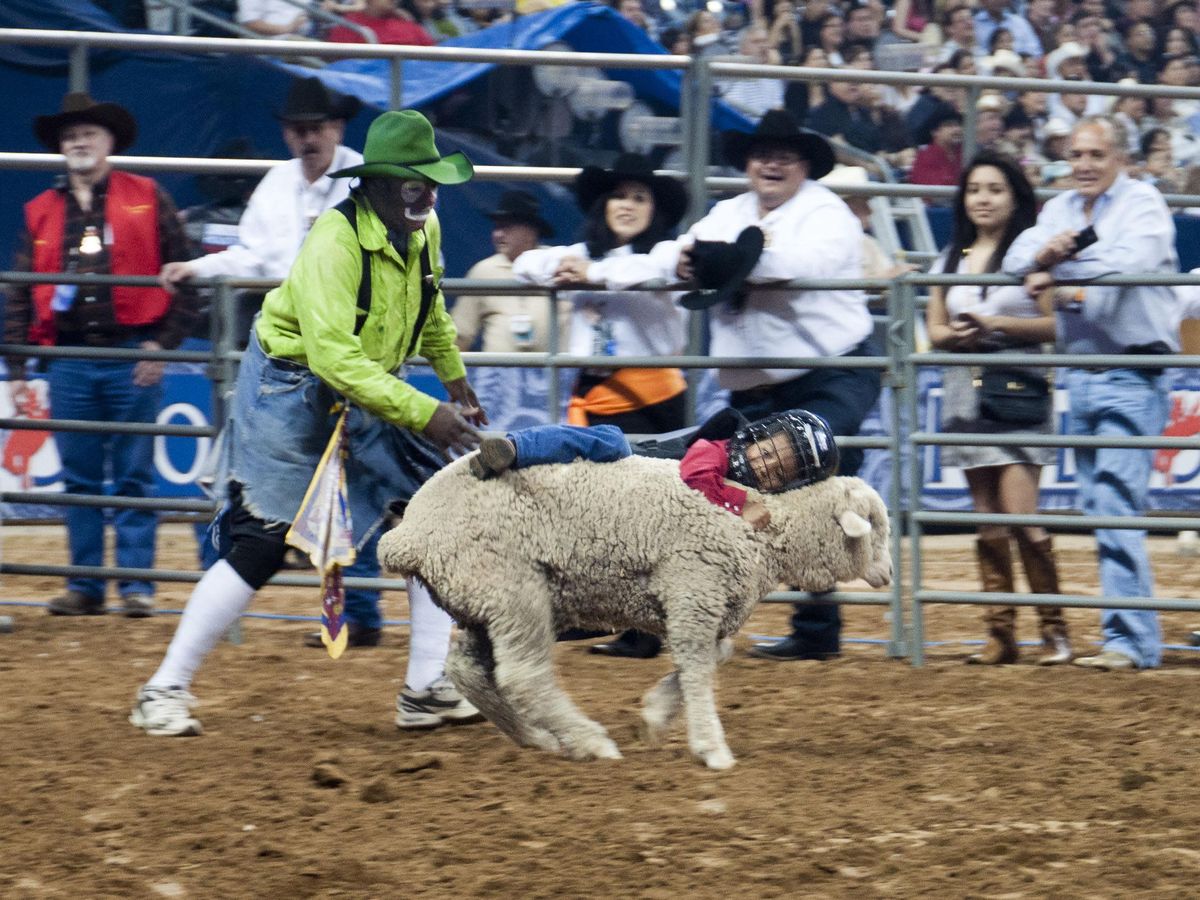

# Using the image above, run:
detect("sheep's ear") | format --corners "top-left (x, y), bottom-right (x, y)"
top-left (839, 509), bottom-right (871, 539)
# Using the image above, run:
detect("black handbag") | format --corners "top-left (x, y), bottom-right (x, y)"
top-left (977, 367), bottom-right (1051, 426)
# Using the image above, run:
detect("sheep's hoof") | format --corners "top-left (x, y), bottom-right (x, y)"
top-left (698, 745), bottom-right (736, 770)
top-left (639, 712), bottom-right (670, 746)
top-left (567, 734), bottom-right (622, 761)
top-left (519, 727), bottom-right (562, 753)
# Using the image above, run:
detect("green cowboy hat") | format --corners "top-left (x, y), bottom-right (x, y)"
top-left (329, 110), bottom-right (473, 184)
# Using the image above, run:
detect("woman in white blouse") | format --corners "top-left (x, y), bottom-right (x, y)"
top-left (513, 153), bottom-right (689, 434)
top-left (925, 152), bottom-right (1071, 668)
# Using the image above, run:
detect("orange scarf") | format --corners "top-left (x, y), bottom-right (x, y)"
top-left (566, 367), bottom-right (687, 426)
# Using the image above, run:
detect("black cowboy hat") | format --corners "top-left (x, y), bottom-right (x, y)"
top-left (680, 226), bottom-right (766, 312)
top-left (276, 76), bottom-right (363, 123)
top-left (485, 189), bottom-right (554, 238)
top-left (34, 92), bottom-right (137, 154)
top-left (923, 106), bottom-right (964, 141)
top-left (574, 153), bottom-right (688, 231)
top-left (722, 109), bottom-right (836, 179)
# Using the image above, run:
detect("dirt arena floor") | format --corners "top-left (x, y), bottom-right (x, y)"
top-left (3, 525), bottom-right (1200, 898)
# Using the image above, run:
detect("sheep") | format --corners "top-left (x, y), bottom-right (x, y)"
top-left (379, 455), bottom-right (892, 770)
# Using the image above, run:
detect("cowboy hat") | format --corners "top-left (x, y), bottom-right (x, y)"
top-left (574, 153), bottom-right (688, 231)
top-left (485, 190), bottom-right (554, 238)
top-left (329, 110), bottom-right (473, 184)
top-left (722, 109), bottom-right (836, 179)
top-left (276, 76), bottom-right (363, 123)
top-left (34, 92), bottom-right (137, 153)
top-left (1045, 41), bottom-right (1087, 80)
top-left (679, 226), bottom-right (766, 311)
top-left (981, 48), bottom-right (1025, 77)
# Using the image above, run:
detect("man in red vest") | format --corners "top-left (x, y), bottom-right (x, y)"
top-left (3, 93), bottom-right (197, 617)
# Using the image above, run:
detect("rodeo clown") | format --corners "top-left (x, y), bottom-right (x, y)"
top-left (131, 110), bottom-right (487, 737)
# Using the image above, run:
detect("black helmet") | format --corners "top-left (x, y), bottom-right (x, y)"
top-left (726, 410), bottom-right (840, 493)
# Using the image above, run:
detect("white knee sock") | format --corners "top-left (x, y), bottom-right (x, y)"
top-left (404, 577), bottom-right (453, 692)
top-left (147, 560), bottom-right (256, 691)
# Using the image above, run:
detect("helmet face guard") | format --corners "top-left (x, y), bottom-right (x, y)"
top-left (726, 410), bottom-right (840, 493)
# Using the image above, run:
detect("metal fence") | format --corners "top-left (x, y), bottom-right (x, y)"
top-left (3, 27), bottom-right (1200, 661)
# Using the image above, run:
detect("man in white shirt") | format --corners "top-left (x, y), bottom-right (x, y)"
top-left (660, 109), bottom-right (882, 663)
top-left (452, 190), bottom-right (568, 353)
top-left (161, 77), bottom-right (363, 305)
top-left (1004, 115), bottom-right (1180, 673)
top-left (238, 0), bottom-right (310, 38)
top-left (160, 77), bottom-right (390, 651)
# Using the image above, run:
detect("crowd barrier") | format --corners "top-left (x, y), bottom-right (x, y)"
top-left (2, 28), bottom-right (1200, 662)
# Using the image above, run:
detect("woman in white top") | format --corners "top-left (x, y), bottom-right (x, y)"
top-left (925, 152), bottom-right (1070, 668)
top-left (513, 153), bottom-right (689, 434)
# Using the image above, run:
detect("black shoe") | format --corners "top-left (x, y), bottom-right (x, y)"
top-left (589, 631), bottom-right (662, 659)
top-left (47, 589), bottom-right (105, 616)
top-left (748, 636), bottom-right (839, 661)
top-left (303, 624), bottom-right (382, 648)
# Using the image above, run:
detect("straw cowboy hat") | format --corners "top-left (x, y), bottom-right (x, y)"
top-left (329, 110), bottom-right (473, 184)
top-left (276, 76), bottom-right (363, 123)
top-left (34, 92), bottom-right (137, 153)
top-left (722, 109), bottom-right (836, 179)
top-left (484, 190), bottom-right (554, 238)
top-left (574, 153), bottom-right (689, 230)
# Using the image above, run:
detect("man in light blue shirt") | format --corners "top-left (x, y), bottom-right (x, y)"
top-left (974, 0), bottom-right (1044, 59)
top-left (1004, 115), bottom-right (1180, 672)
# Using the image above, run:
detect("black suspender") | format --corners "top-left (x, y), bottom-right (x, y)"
top-left (333, 197), bottom-right (438, 352)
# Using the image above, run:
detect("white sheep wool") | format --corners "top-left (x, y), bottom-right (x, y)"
top-left (379, 457), bottom-right (892, 769)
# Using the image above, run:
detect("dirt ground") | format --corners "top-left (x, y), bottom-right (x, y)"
top-left (3, 525), bottom-right (1200, 899)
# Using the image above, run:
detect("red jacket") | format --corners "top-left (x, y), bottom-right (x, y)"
top-left (679, 439), bottom-right (749, 515)
top-left (23, 170), bottom-right (170, 346)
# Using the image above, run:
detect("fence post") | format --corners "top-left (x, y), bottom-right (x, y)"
top-left (680, 55), bottom-right (712, 424)
top-left (547, 287), bottom-right (561, 423)
top-left (212, 278), bottom-right (241, 645)
top-left (897, 276), bottom-right (926, 665)
top-left (885, 275), bottom-right (911, 659)
top-left (961, 84), bottom-right (981, 164)
top-left (69, 44), bottom-right (88, 93)
top-left (390, 57), bottom-right (403, 110)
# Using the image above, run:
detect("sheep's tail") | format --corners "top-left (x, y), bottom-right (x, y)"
top-left (376, 521), bottom-right (423, 577)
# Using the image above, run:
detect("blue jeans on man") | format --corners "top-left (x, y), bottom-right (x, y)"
top-left (729, 340), bottom-right (883, 657)
top-left (46, 353), bottom-right (161, 601)
top-left (1065, 367), bottom-right (1168, 668)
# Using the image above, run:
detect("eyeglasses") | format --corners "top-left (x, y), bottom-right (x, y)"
top-left (399, 179), bottom-right (438, 205)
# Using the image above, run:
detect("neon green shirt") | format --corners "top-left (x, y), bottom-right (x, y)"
top-left (255, 196), bottom-right (465, 430)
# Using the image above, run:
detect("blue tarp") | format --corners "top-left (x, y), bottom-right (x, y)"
top-left (1, 2), bottom-right (745, 273)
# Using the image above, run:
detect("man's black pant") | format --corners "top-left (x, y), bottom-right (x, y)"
top-left (728, 340), bottom-right (883, 652)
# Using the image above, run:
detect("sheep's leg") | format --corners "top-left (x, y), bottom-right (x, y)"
top-left (640, 637), bottom-right (734, 745)
top-left (489, 620), bottom-right (621, 762)
top-left (447, 626), bottom-right (560, 753)
top-left (670, 626), bottom-right (735, 770)
top-left (640, 671), bottom-right (680, 745)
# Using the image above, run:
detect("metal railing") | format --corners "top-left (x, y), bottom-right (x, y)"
top-left (3, 27), bottom-right (1200, 658)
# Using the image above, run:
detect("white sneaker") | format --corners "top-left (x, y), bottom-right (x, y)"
top-left (130, 685), bottom-right (203, 736)
top-left (395, 676), bottom-right (482, 730)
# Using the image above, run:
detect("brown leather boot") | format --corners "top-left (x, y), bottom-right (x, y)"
top-left (967, 536), bottom-right (1018, 665)
top-left (1016, 533), bottom-right (1071, 666)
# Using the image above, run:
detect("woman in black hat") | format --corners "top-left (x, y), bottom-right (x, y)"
top-left (512, 153), bottom-right (690, 659)
top-left (513, 152), bottom-right (690, 436)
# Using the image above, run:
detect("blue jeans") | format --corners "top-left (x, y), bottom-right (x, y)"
top-left (1065, 367), bottom-right (1169, 668)
top-left (46, 353), bottom-right (162, 599)
top-left (508, 424), bottom-right (632, 468)
top-left (729, 340), bottom-right (884, 652)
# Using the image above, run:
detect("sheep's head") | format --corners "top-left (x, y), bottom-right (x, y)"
top-left (767, 476), bottom-right (892, 590)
